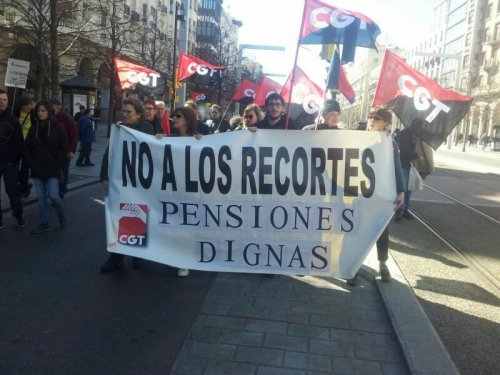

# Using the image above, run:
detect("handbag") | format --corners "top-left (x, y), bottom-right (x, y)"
top-left (408, 164), bottom-right (423, 191)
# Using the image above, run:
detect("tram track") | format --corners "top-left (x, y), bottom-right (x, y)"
top-left (409, 183), bottom-right (500, 297)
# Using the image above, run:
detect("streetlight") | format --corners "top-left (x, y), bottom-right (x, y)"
top-left (171, 2), bottom-right (185, 113)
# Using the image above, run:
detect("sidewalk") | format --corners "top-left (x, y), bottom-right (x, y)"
top-left (435, 142), bottom-right (500, 175)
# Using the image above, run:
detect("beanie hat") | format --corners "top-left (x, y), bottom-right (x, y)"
top-left (321, 99), bottom-right (341, 114)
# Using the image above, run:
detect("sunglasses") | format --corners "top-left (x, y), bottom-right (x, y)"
top-left (244, 114), bottom-right (255, 120)
top-left (174, 114), bottom-right (184, 118)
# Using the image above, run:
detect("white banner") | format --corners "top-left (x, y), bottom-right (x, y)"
top-left (105, 126), bottom-right (397, 278)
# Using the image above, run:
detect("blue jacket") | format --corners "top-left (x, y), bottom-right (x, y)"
top-left (77, 115), bottom-right (95, 143)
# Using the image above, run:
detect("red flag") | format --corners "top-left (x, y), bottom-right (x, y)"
top-left (281, 66), bottom-right (324, 127)
top-left (190, 92), bottom-right (206, 102)
top-left (114, 58), bottom-right (162, 91)
top-left (253, 77), bottom-right (283, 107)
top-left (177, 52), bottom-right (224, 83)
top-left (326, 46), bottom-right (355, 103)
top-left (299, 0), bottom-right (380, 51)
top-left (373, 51), bottom-right (473, 149)
top-left (231, 78), bottom-right (258, 101)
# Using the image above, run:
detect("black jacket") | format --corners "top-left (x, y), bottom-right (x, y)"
top-left (0, 110), bottom-right (23, 164)
top-left (24, 119), bottom-right (69, 179)
top-left (100, 120), bottom-right (154, 182)
top-left (398, 128), bottom-right (418, 169)
top-left (255, 115), bottom-right (300, 130)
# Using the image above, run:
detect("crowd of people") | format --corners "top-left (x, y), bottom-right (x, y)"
top-left (1, 90), bottom-right (438, 284)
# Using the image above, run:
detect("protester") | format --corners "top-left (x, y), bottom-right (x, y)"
top-left (347, 107), bottom-right (404, 285)
top-left (0, 89), bottom-right (27, 230)
top-left (302, 99), bottom-right (341, 130)
top-left (100, 98), bottom-right (154, 273)
top-left (229, 116), bottom-right (244, 131)
top-left (73, 105), bottom-right (85, 123)
top-left (480, 133), bottom-right (490, 150)
top-left (155, 100), bottom-right (171, 135)
top-left (395, 122), bottom-right (420, 222)
top-left (184, 100), bottom-right (211, 135)
top-left (24, 101), bottom-right (68, 234)
top-left (357, 119), bottom-right (368, 131)
top-left (143, 99), bottom-right (162, 134)
top-left (210, 104), bottom-right (230, 133)
top-left (75, 108), bottom-right (96, 167)
top-left (51, 99), bottom-right (77, 199)
top-left (242, 103), bottom-right (264, 128)
top-left (156, 106), bottom-right (202, 277)
top-left (16, 96), bottom-right (36, 198)
top-left (253, 93), bottom-right (300, 130)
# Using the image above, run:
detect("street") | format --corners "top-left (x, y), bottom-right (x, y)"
top-left (0, 184), bottom-right (215, 374)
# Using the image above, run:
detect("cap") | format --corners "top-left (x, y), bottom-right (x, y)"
top-left (368, 107), bottom-right (392, 123)
top-left (321, 99), bottom-right (341, 114)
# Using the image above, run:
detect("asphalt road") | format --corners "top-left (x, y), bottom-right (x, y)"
top-left (389, 165), bottom-right (500, 375)
top-left (0, 184), bottom-right (216, 375)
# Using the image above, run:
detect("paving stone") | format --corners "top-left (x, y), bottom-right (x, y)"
top-left (283, 351), bottom-right (332, 372)
top-left (309, 314), bottom-right (350, 330)
top-left (264, 334), bottom-right (308, 352)
top-left (349, 318), bottom-right (393, 334)
top-left (309, 338), bottom-right (355, 358)
top-left (288, 324), bottom-right (329, 340)
top-left (241, 287), bottom-right (276, 298)
top-left (201, 302), bottom-right (231, 315)
top-left (188, 326), bottom-right (223, 343)
top-left (257, 365), bottom-right (306, 375)
top-left (330, 328), bottom-right (373, 345)
top-left (371, 333), bottom-right (401, 349)
top-left (290, 301), bottom-right (329, 315)
top-left (219, 329), bottom-right (264, 347)
top-left (201, 315), bottom-right (247, 330)
top-left (354, 344), bottom-right (404, 363)
top-left (331, 357), bottom-right (383, 374)
top-left (189, 341), bottom-right (236, 360)
top-left (235, 346), bottom-right (284, 366)
top-left (380, 362), bottom-right (410, 375)
top-left (309, 294), bottom-right (348, 306)
top-left (204, 360), bottom-right (256, 375)
top-left (228, 305), bottom-right (271, 319)
top-left (215, 295), bottom-right (255, 306)
top-left (269, 309), bottom-right (309, 325)
top-left (254, 297), bottom-right (292, 310)
top-left (275, 290), bottom-right (310, 302)
top-left (171, 357), bottom-right (207, 374)
top-left (245, 319), bottom-right (288, 334)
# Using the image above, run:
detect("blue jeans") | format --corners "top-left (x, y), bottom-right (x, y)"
top-left (0, 162), bottom-right (24, 223)
top-left (33, 178), bottom-right (65, 224)
top-left (396, 166), bottom-right (411, 218)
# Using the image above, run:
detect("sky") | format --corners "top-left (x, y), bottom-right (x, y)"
top-left (223, 0), bottom-right (440, 82)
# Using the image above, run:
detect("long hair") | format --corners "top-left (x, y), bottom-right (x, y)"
top-left (35, 100), bottom-right (55, 122)
top-left (173, 107), bottom-right (198, 135)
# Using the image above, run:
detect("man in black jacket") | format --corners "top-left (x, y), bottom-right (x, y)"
top-left (0, 90), bottom-right (27, 229)
top-left (254, 93), bottom-right (300, 130)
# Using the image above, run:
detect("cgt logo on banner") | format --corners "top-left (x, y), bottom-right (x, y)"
top-left (118, 204), bottom-right (148, 246)
top-left (104, 126), bottom-right (397, 279)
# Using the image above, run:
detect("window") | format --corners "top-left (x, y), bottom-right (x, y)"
top-left (465, 33), bottom-right (471, 46)
top-left (484, 28), bottom-right (490, 42)
top-left (495, 23), bottom-right (500, 40)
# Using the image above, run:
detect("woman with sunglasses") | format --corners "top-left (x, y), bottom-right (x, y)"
top-left (100, 98), bottom-right (154, 273)
top-left (242, 104), bottom-right (264, 128)
top-left (157, 106), bottom-right (201, 277)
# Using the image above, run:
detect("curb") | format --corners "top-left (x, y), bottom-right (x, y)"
top-left (362, 249), bottom-right (459, 375)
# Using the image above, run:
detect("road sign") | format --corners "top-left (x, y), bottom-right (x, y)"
top-left (5, 58), bottom-right (30, 89)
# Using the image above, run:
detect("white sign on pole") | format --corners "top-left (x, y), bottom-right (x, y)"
top-left (5, 58), bottom-right (30, 89)
top-left (105, 127), bottom-right (397, 279)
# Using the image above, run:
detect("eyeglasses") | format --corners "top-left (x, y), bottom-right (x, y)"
top-left (123, 110), bottom-right (134, 114)
top-left (266, 102), bottom-right (282, 107)
top-left (174, 114), bottom-right (184, 118)
top-left (145, 107), bottom-right (155, 111)
top-left (244, 114), bottom-right (255, 120)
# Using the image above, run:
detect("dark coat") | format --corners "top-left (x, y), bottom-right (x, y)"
top-left (55, 110), bottom-right (78, 153)
top-left (0, 110), bottom-right (23, 164)
top-left (255, 115), bottom-right (300, 130)
top-left (100, 120), bottom-right (154, 182)
top-left (77, 115), bottom-right (95, 143)
top-left (398, 128), bottom-right (418, 169)
top-left (24, 119), bottom-right (69, 179)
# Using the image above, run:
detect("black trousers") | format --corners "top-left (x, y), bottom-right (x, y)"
top-left (0, 162), bottom-right (23, 223)
top-left (376, 226), bottom-right (389, 262)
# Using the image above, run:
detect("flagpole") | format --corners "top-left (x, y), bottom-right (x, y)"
top-left (285, 0), bottom-right (308, 130)
top-left (218, 100), bottom-right (233, 129)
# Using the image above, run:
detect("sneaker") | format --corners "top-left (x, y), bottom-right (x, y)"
top-left (346, 274), bottom-right (358, 286)
top-left (131, 257), bottom-right (142, 269)
top-left (402, 211), bottom-right (413, 220)
top-left (379, 263), bottom-right (392, 282)
top-left (31, 223), bottom-right (51, 234)
top-left (100, 259), bottom-right (124, 273)
top-left (177, 268), bottom-right (189, 277)
top-left (16, 217), bottom-right (28, 228)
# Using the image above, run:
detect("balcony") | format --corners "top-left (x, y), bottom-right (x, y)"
top-left (486, 36), bottom-right (500, 47)
top-left (483, 59), bottom-right (498, 75)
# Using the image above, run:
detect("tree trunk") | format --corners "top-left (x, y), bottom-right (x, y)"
top-left (49, 0), bottom-right (59, 99)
